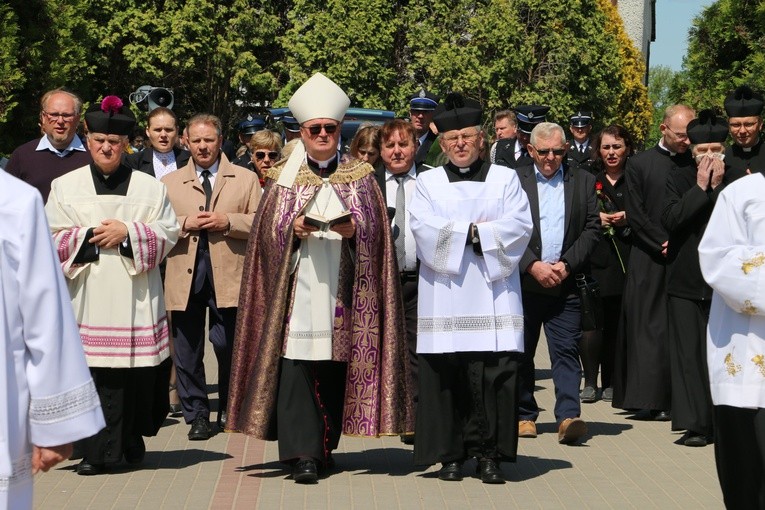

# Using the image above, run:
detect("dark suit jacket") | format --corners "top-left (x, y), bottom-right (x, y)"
top-left (414, 131), bottom-right (437, 167)
top-left (516, 163), bottom-right (601, 296)
top-left (494, 137), bottom-right (533, 169)
top-left (125, 147), bottom-right (191, 177)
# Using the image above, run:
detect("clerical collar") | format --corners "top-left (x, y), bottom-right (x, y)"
top-left (307, 154), bottom-right (339, 177)
top-left (739, 139), bottom-right (759, 153)
top-left (445, 159), bottom-right (484, 180)
top-left (195, 159), bottom-right (220, 177)
top-left (36, 134), bottom-right (86, 158)
top-left (658, 139), bottom-right (676, 157)
top-left (90, 163), bottom-right (131, 195)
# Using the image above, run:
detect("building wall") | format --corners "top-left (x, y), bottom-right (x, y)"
top-left (616, 0), bottom-right (652, 59)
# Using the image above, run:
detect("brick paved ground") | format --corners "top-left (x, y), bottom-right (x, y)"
top-left (34, 339), bottom-right (723, 509)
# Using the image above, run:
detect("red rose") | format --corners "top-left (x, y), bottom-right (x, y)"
top-left (595, 181), bottom-right (603, 191)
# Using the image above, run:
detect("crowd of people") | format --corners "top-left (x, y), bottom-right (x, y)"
top-left (2, 76), bottom-right (764, 509)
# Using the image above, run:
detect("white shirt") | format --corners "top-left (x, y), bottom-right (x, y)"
top-left (195, 160), bottom-right (220, 188)
top-left (152, 150), bottom-right (178, 180)
top-left (35, 135), bottom-right (86, 158)
top-left (385, 165), bottom-right (418, 271)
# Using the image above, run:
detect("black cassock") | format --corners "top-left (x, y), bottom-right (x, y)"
top-left (75, 164), bottom-right (171, 465)
top-left (661, 162), bottom-right (723, 436)
top-left (612, 145), bottom-right (692, 411)
top-left (413, 160), bottom-right (520, 466)
top-left (724, 138), bottom-right (765, 181)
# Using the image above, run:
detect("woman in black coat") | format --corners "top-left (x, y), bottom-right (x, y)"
top-left (579, 125), bottom-right (633, 402)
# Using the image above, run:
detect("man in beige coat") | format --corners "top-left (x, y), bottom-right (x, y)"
top-left (162, 113), bottom-right (261, 440)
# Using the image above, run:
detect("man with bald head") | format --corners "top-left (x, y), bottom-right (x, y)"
top-left (6, 88), bottom-right (92, 201)
top-left (612, 105), bottom-right (696, 420)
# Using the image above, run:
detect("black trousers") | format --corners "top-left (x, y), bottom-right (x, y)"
top-left (276, 358), bottom-right (347, 465)
top-left (400, 274), bottom-right (419, 405)
top-left (713, 405), bottom-right (765, 510)
top-left (668, 296), bottom-right (713, 435)
top-left (79, 359), bottom-right (171, 464)
top-left (172, 277), bottom-right (236, 424)
top-left (414, 352), bottom-right (519, 466)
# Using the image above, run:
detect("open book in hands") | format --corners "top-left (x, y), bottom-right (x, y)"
top-left (303, 210), bottom-right (353, 232)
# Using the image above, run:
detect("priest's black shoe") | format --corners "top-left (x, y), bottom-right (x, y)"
top-left (188, 416), bottom-right (212, 440)
top-left (293, 458), bottom-right (318, 484)
top-left (477, 458), bottom-right (505, 484)
top-left (682, 431), bottom-right (708, 447)
top-left (75, 459), bottom-right (104, 476)
top-left (124, 435), bottom-right (146, 464)
top-left (652, 410), bottom-right (671, 422)
top-left (438, 461), bottom-right (463, 481)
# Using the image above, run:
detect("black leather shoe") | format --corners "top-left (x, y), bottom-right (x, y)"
top-left (124, 435), bottom-right (146, 464)
top-left (293, 458), bottom-right (318, 484)
top-left (438, 461), bottom-right (463, 481)
top-left (400, 433), bottom-right (415, 445)
top-left (477, 458), bottom-right (505, 484)
top-left (188, 416), bottom-right (212, 440)
top-left (652, 410), bottom-right (671, 422)
top-left (75, 459), bottom-right (104, 476)
top-left (683, 431), bottom-right (708, 447)
top-left (217, 411), bottom-right (228, 430)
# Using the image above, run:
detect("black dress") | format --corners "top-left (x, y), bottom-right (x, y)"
top-left (590, 171), bottom-right (631, 390)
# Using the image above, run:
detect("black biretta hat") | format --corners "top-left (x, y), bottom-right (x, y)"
top-left (687, 109), bottom-right (728, 144)
top-left (85, 96), bottom-right (135, 135)
top-left (724, 85), bottom-right (764, 117)
top-left (432, 93), bottom-right (482, 132)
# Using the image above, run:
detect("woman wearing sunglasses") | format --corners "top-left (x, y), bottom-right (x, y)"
top-left (248, 130), bottom-right (283, 184)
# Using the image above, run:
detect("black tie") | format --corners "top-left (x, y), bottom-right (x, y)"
top-left (201, 170), bottom-right (212, 211)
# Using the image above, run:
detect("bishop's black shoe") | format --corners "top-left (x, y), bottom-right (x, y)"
top-left (438, 461), bottom-right (464, 481)
top-left (293, 458), bottom-right (318, 484)
top-left (477, 458), bottom-right (505, 484)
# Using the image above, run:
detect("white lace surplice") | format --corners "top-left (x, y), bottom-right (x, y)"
top-left (285, 179), bottom-right (345, 361)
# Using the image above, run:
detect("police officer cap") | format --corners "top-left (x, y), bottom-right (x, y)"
top-left (514, 105), bottom-right (549, 134)
top-left (409, 89), bottom-right (440, 111)
top-left (85, 96), bottom-right (135, 136)
top-left (569, 110), bottom-right (593, 127)
top-left (282, 115), bottom-right (301, 133)
top-left (724, 85), bottom-right (764, 118)
top-left (687, 109), bottom-right (728, 144)
top-left (238, 114), bottom-right (266, 135)
top-left (432, 93), bottom-right (482, 132)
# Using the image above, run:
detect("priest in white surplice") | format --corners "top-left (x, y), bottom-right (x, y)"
top-left (409, 94), bottom-right (533, 484)
top-left (45, 96), bottom-right (179, 476)
top-left (1, 170), bottom-right (104, 510)
top-left (698, 171), bottom-right (765, 509)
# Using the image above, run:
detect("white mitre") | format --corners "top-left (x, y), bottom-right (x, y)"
top-left (278, 73), bottom-right (350, 188)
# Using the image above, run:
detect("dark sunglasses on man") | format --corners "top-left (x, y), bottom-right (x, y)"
top-left (304, 123), bottom-right (339, 136)
top-left (534, 147), bottom-right (566, 156)
top-left (254, 151), bottom-right (280, 161)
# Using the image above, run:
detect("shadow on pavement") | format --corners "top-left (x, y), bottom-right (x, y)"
top-left (145, 448), bottom-right (232, 469)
